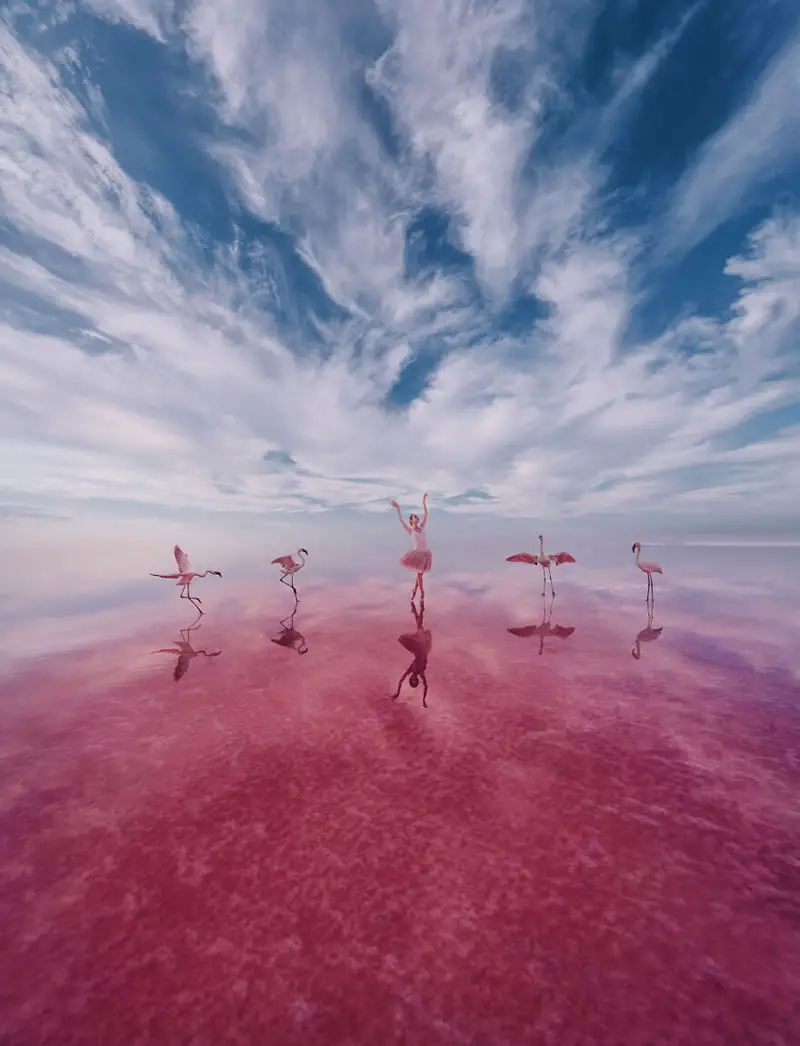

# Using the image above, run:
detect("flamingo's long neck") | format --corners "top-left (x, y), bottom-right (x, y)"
top-left (635, 545), bottom-right (641, 565)
top-left (539, 535), bottom-right (545, 557)
top-left (297, 550), bottom-right (306, 565)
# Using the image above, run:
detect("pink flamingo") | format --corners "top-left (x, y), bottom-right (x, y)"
top-left (506, 534), bottom-right (576, 596)
top-left (150, 545), bottom-right (222, 614)
top-left (271, 592), bottom-right (308, 655)
top-left (631, 606), bottom-right (663, 660)
top-left (632, 542), bottom-right (663, 603)
top-left (152, 618), bottom-right (222, 681)
top-left (271, 548), bottom-right (309, 598)
top-left (507, 592), bottom-right (575, 656)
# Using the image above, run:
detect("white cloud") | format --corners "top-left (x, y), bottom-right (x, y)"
top-left (661, 31), bottom-right (800, 258)
top-left (0, 5), bottom-right (799, 530)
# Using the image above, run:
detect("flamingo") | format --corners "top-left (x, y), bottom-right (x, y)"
top-left (150, 545), bottom-right (222, 614)
top-left (152, 617), bottom-right (222, 681)
top-left (507, 592), bottom-right (575, 656)
top-left (271, 548), bottom-right (308, 597)
top-left (632, 542), bottom-right (663, 603)
top-left (271, 591), bottom-right (308, 655)
top-left (631, 606), bottom-right (663, 660)
top-left (506, 534), bottom-right (576, 596)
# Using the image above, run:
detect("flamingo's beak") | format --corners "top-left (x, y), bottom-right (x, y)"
top-left (214, 570), bottom-right (223, 577)
top-left (300, 548), bottom-right (309, 555)
top-left (631, 544), bottom-right (637, 553)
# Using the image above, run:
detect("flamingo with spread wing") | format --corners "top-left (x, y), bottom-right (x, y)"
top-left (506, 534), bottom-right (576, 596)
top-left (150, 545), bottom-right (222, 614)
top-left (152, 617), bottom-right (222, 681)
top-left (271, 548), bottom-right (309, 598)
top-left (507, 592), bottom-right (575, 656)
top-left (271, 591), bottom-right (308, 654)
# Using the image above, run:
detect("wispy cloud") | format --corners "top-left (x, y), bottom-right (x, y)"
top-left (660, 28), bottom-right (800, 259)
top-left (0, 1), bottom-right (798, 530)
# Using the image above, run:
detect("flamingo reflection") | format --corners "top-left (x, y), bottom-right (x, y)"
top-left (507, 592), bottom-right (575, 656)
top-left (392, 598), bottom-right (432, 708)
top-left (631, 606), bottom-right (663, 660)
top-left (152, 616), bottom-right (222, 682)
top-left (271, 592), bottom-right (308, 655)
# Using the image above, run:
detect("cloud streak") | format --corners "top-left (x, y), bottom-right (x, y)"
top-left (0, 1), bottom-right (798, 530)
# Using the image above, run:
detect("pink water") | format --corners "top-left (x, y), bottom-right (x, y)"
top-left (1, 559), bottom-right (799, 1045)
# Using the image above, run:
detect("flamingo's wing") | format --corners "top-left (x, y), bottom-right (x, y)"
top-left (551, 552), bottom-right (576, 565)
top-left (552, 625), bottom-right (576, 638)
top-left (271, 555), bottom-right (296, 569)
top-left (174, 654), bottom-right (192, 682)
top-left (174, 545), bottom-right (190, 573)
top-left (271, 632), bottom-right (297, 648)
top-left (506, 553), bottom-right (539, 564)
top-left (508, 625), bottom-right (541, 637)
top-left (642, 627), bottom-right (663, 640)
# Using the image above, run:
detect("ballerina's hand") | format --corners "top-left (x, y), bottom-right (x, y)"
top-left (390, 500), bottom-right (399, 509)
top-left (422, 492), bottom-right (428, 502)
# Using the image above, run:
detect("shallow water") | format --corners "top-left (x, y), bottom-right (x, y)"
top-left (1, 550), bottom-right (799, 1045)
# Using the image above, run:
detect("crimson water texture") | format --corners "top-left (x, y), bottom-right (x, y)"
top-left (1, 560), bottom-right (799, 1045)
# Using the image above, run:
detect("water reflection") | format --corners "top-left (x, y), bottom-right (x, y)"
top-left (632, 606), bottom-right (664, 660)
top-left (507, 592), bottom-right (576, 655)
top-left (271, 592), bottom-right (309, 655)
top-left (151, 616), bottom-right (223, 682)
top-left (392, 597), bottom-right (432, 708)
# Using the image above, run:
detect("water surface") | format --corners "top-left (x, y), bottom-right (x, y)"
top-left (1, 548), bottom-right (799, 1045)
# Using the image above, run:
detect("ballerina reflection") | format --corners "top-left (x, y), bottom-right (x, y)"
top-left (631, 605), bottom-right (663, 659)
top-left (152, 615), bottom-right (222, 682)
top-left (271, 592), bottom-right (308, 655)
top-left (392, 598), bottom-right (432, 708)
top-left (507, 592), bottom-right (575, 655)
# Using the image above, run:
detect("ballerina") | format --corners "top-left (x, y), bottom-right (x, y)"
top-left (391, 494), bottom-right (431, 600)
top-left (391, 598), bottom-right (432, 708)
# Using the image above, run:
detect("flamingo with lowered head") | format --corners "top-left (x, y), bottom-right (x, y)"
top-left (271, 548), bottom-right (309, 597)
top-left (631, 606), bottom-right (663, 660)
top-left (632, 542), bottom-right (663, 603)
top-left (150, 545), bottom-right (222, 614)
top-left (506, 534), bottom-right (576, 596)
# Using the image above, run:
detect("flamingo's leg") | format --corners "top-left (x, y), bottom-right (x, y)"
top-left (549, 566), bottom-right (556, 597)
top-left (185, 584), bottom-right (204, 614)
top-left (418, 572), bottom-right (425, 599)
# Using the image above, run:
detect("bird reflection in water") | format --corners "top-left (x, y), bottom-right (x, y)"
top-left (392, 598), bottom-right (432, 708)
top-left (152, 615), bottom-right (222, 682)
top-left (507, 592), bottom-right (576, 655)
top-left (631, 605), bottom-right (663, 659)
top-left (271, 592), bottom-right (308, 655)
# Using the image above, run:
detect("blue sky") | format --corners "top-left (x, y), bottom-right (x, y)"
top-left (1, 0), bottom-right (799, 532)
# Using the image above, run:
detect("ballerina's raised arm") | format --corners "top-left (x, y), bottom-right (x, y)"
top-left (420, 492), bottom-right (428, 529)
top-left (391, 500), bottom-right (413, 535)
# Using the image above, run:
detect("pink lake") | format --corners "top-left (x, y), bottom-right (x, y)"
top-left (1, 553), bottom-right (799, 1045)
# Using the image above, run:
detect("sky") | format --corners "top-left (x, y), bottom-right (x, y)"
top-left (1, 0), bottom-right (800, 538)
